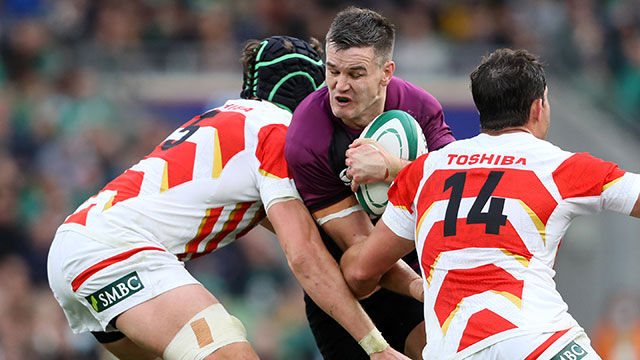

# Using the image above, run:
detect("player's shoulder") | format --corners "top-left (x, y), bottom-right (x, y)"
top-left (523, 136), bottom-right (574, 164)
top-left (292, 86), bottom-right (330, 118)
top-left (554, 151), bottom-right (619, 173)
top-left (388, 77), bottom-right (438, 100)
top-left (217, 99), bottom-right (292, 127)
top-left (387, 77), bottom-right (442, 114)
top-left (286, 87), bottom-right (333, 150)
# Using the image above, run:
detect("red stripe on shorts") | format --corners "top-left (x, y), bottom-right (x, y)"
top-left (524, 328), bottom-right (571, 360)
top-left (71, 246), bottom-right (166, 292)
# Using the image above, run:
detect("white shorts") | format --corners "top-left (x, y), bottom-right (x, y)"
top-left (47, 230), bottom-right (200, 334)
top-left (466, 327), bottom-right (601, 360)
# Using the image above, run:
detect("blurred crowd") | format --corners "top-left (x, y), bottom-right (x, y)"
top-left (1, 0), bottom-right (639, 359)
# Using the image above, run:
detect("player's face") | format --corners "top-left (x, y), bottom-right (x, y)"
top-left (325, 44), bottom-right (394, 129)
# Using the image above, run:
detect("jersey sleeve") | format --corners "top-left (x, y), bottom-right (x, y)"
top-left (255, 124), bottom-right (301, 210)
top-left (285, 92), bottom-right (353, 212)
top-left (285, 136), bottom-right (349, 211)
top-left (416, 95), bottom-right (455, 152)
top-left (382, 154), bottom-right (429, 240)
top-left (552, 152), bottom-right (640, 215)
top-left (602, 172), bottom-right (640, 214)
top-left (391, 78), bottom-right (456, 151)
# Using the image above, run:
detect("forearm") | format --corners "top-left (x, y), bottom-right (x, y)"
top-left (343, 253), bottom-right (421, 301)
top-left (379, 261), bottom-right (423, 302)
top-left (270, 200), bottom-right (379, 342)
top-left (341, 220), bottom-right (421, 301)
top-left (286, 244), bottom-right (377, 341)
top-left (341, 241), bottom-right (380, 299)
top-left (631, 194), bottom-right (640, 218)
top-left (298, 264), bottom-right (392, 356)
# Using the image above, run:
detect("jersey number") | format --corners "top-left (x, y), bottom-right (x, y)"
top-left (443, 171), bottom-right (507, 236)
top-left (161, 110), bottom-right (220, 150)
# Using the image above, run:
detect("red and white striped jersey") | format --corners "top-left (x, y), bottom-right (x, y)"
top-left (382, 132), bottom-right (640, 360)
top-left (57, 99), bottom-right (300, 261)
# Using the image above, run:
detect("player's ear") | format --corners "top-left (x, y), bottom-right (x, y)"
top-left (380, 60), bottom-right (395, 86)
top-left (528, 98), bottom-right (543, 123)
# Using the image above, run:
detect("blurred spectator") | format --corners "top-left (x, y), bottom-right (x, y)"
top-left (195, 3), bottom-right (238, 70)
top-left (0, 255), bottom-right (35, 359)
top-left (0, 255), bottom-right (98, 359)
top-left (591, 292), bottom-right (640, 360)
top-left (392, 1), bottom-right (451, 76)
top-left (614, 24), bottom-right (640, 120)
top-left (0, 154), bottom-right (27, 259)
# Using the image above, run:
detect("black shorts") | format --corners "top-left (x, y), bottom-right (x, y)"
top-left (91, 317), bottom-right (124, 343)
top-left (92, 330), bottom-right (125, 343)
top-left (304, 288), bottom-right (424, 360)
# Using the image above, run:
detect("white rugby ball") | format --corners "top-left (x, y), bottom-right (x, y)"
top-left (355, 110), bottom-right (428, 216)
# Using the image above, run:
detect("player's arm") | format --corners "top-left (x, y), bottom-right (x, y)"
top-left (631, 194), bottom-right (640, 218)
top-left (267, 199), bottom-right (410, 358)
top-left (346, 138), bottom-right (410, 191)
top-left (315, 197), bottom-right (423, 301)
top-left (340, 217), bottom-right (419, 300)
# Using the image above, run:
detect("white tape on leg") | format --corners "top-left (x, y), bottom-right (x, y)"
top-left (163, 304), bottom-right (248, 360)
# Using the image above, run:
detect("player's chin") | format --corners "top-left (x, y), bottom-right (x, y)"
top-left (330, 103), bottom-right (353, 120)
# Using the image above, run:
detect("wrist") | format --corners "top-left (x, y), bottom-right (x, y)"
top-left (358, 327), bottom-right (389, 355)
top-left (382, 156), bottom-right (397, 184)
top-left (383, 157), bottom-right (410, 184)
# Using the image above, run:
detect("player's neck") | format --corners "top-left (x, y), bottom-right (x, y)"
top-left (482, 126), bottom-right (532, 136)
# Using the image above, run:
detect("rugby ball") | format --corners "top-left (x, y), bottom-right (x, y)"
top-left (355, 110), bottom-right (427, 216)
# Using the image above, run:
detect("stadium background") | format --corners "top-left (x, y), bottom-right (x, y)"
top-left (1, 0), bottom-right (640, 359)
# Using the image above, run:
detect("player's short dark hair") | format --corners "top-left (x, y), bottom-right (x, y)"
top-left (326, 6), bottom-right (395, 66)
top-left (470, 48), bottom-right (547, 131)
top-left (240, 36), bottom-right (325, 113)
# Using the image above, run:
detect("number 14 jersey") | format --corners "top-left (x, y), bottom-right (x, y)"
top-left (383, 132), bottom-right (640, 359)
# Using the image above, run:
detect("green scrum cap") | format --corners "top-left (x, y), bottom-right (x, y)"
top-left (241, 36), bottom-right (325, 113)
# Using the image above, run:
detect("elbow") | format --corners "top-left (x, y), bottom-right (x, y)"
top-left (346, 266), bottom-right (373, 285)
top-left (287, 251), bottom-right (314, 281)
top-left (343, 265), bottom-right (375, 299)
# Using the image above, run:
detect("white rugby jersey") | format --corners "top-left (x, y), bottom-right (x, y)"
top-left (57, 99), bottom-right (300, 261)
top-left (382, 132), bottom-right (640, 360)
